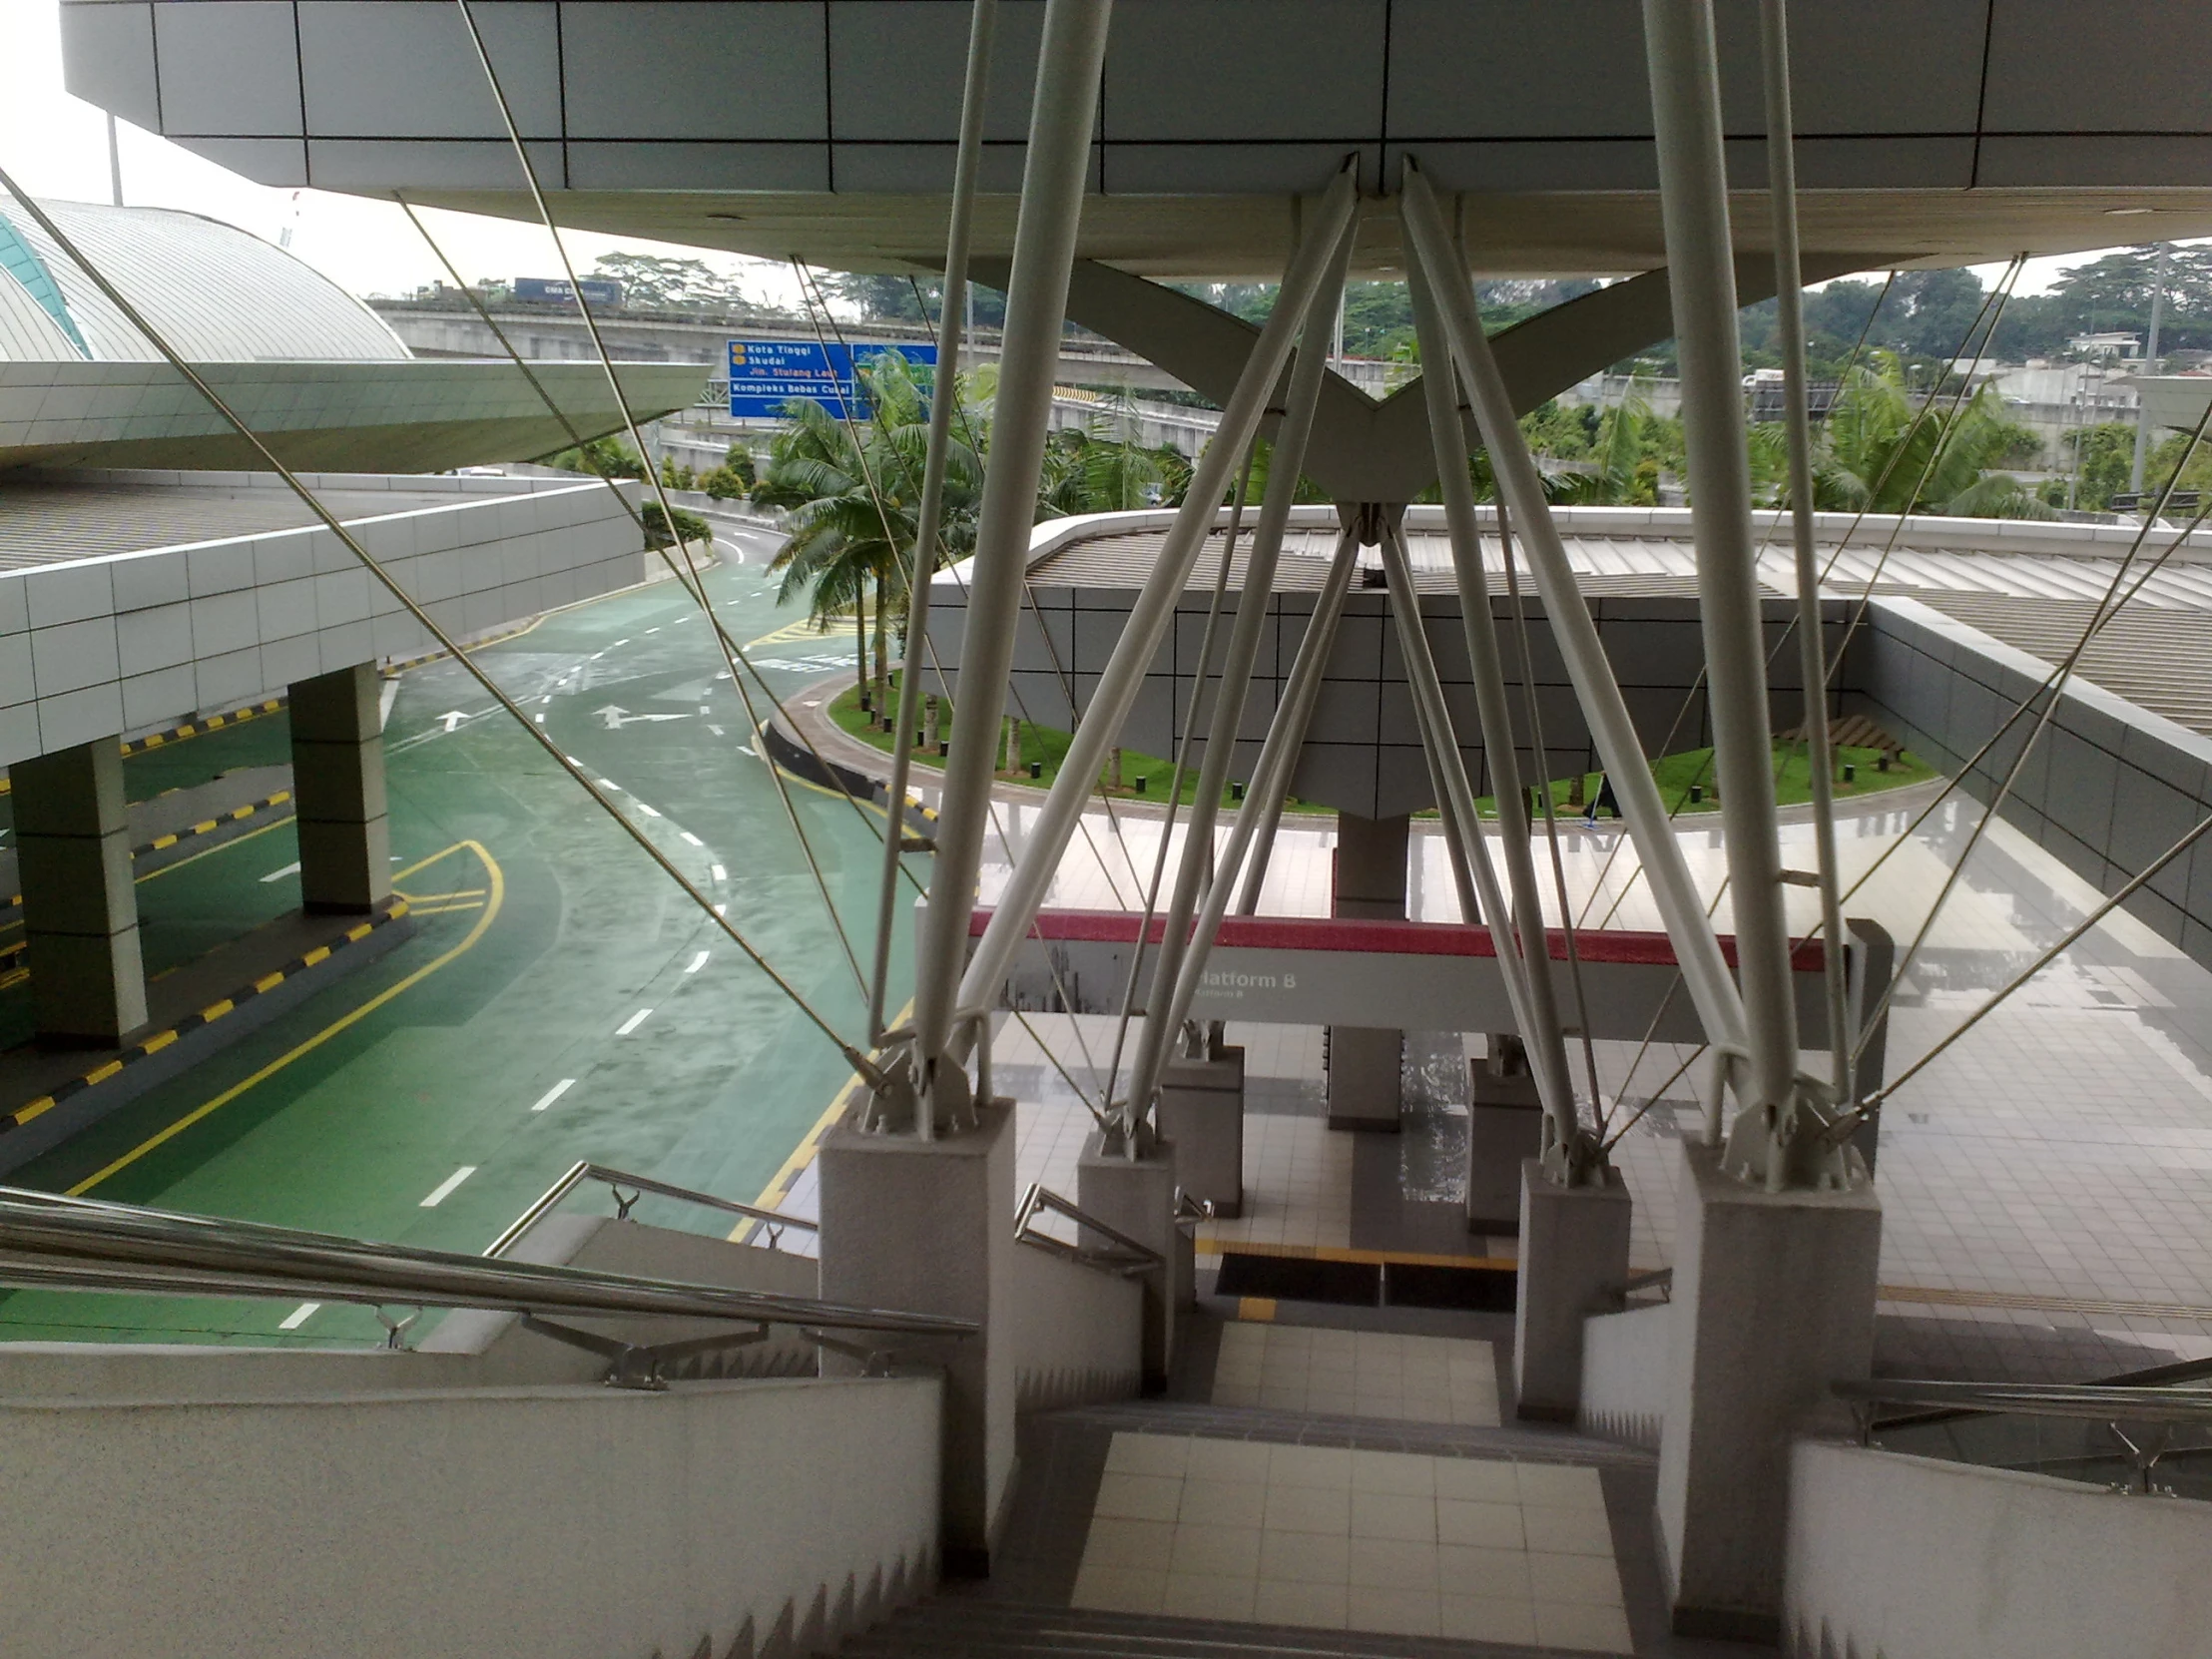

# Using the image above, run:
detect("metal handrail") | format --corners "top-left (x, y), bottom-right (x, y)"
top-left (1013, 1183), bottom-right (1164, 1278)
top-left (484, 1161), bottom-right (818, 1259)
top-left (1840, 1378), bottom-right (2212, 1496)
top-left (0, 1185), bottom-right (967, 1343)
top-left (1837, 1378), bottom-right (2212, 1427)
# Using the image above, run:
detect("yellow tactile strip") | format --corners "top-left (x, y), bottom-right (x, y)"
top-left (1878, 1283), bottom-right (2212, 1325)
top-left (1197, 1238), bottom-right (1519, 1273)
top-left (2, 901), bottom-right (410, 1133)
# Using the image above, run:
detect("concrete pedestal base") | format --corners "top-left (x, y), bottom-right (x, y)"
top-left (1512, 1160), bottom-right (1631, 1422)
top-left (1326, 1026), bottom-right (1402, 1130)
top-left (819, 1101), bottom-right (1015, 1576)
top-left (1328, 812), bottom-right (1408, 1132)
top-left (1657, 1139), bottom-right (1882, 1642)
top-left (1467, 1048), bottom-right (1544, 1232)
top-left (1157, 1046), bottom-right (1244, 1217)
top-left (1077, 1133), bottom-right (1187, 1390)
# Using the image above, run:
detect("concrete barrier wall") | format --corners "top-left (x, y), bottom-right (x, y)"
top-left (1578, 1302), bottom-right (1670, 1448)
top-left (1785, 1440), bottom-right (2212, 1659)
top-left (0, 1216), bottom-right (825, 1401)
top-left (1011, 1242), bottom-right (1143, 1410)
top-left (0, 470), bottom-right (645, 767)
top-left (925, 504), bottom-right (1848, 821)
top-left (0, 1372), bottom-right (940, 1659)
top-left (1851, 595), bottom-right (2212, 967)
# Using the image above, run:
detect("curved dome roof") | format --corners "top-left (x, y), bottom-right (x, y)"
top-left (0, 200), bottom-right (408, 364)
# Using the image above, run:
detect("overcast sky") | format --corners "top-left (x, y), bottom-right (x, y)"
top-left (0, 0), bottom-right (2162, 317)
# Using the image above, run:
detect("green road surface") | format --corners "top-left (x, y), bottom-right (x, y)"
top-left (0, 530), bottom-right (911, 1348)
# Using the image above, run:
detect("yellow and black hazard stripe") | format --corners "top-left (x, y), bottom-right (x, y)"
top-left (0, 700), bottom-right (288, 797)
top-left (1, 791), bottom-right (294, 915)
top-left (120, 698), bottom-right (286, 758)
top-left (1, 901), bottom-right (410, 1133)
top-left (138, 790), bottom-right (293, 857)
top-left (381, 614), bottom-right (545, 676)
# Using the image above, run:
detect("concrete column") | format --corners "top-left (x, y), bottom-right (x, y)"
top-left (1328, 811), bottom-right (1407, 1129)
top-left (1467, 1034), bottom-right (1545, 1232)
top-left (1077, 1132), bottom-right (1189, 1390)
top-left (1512, 1159), bottom-right (1631, 1422)
top-left (819, 1101), bottom-right (1016, 1575)
top-left (13, 739), bottom-right (146, 1045)
top-left (1157, 1043), bottom-right (1244, 1217)
top-left (288, 663), bottom-right (391, 914)
top-left (1656, 1139), bottom-right (1882, 1641)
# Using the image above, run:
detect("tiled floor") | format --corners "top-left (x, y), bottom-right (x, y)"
top-left (1072, 1431), bottom-right (1632, 1651)
top-left (963, 783), bottom-right (2212, 1383)
top-left (1211, 1321), bottom-right (1501, 1426)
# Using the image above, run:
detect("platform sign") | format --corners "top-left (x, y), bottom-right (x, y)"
top-left (726, 339), bottom-right (937, 420)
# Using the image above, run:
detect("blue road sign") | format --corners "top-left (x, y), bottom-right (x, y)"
top-left (726, 339), bottom-right (938, 420)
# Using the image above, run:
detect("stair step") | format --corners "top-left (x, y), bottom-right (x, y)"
top-left (840, 1599), bottom-right (1558, 1659)
top-left (1046, 1400), bottom-right (1653, 1468)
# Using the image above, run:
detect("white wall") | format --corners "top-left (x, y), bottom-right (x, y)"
top-left (1579, 1302), bottom-right (1670, 1449)
top-left (1010, 1241), bottom-right (1143, 1411)
top-left (1786, 1439), bottom-right (2212, 1659)
top-left (0, 1373), bottom-right (939, 1659)
top-left (0, 469), bottom-right (644, 767)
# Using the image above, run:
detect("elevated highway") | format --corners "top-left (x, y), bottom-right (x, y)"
top-left (370, 299), bottom-right (1394, 399)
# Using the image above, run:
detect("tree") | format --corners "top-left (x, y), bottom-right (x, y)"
top-left (701, 447), bottom-right (756, 500)
top-left (641, 501), bottom-right (710, 551)
top-left (821, 273), bottom-right (1008, 329)
top-left (1036, 391), bottom-right (1193, 514)
top-left (754, 353), bottom-right (986, 720)
top-left (584, 252), bottom-right (752, 311)
top-left (543, 435), bottom-right (647, 479)
top-left (2062, 422), bottom-right (2138, 511)
top-left (1806, 352), bottom-right (2050, 518)
top-left (1553, 375), bottom-right (1663, 504)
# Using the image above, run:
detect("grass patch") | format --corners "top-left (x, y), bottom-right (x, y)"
top-left (828, 676), bottom-right (1932, 822)
top-left (1477, 744), bottom-right (1936, 818)
top-left (824, 676), bottom-right (1332, 811)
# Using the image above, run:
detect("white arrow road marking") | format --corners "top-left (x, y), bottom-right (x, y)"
top-left (593, 705), bottom-right (691, 729)
top-left (438, 710), bottom-right (470, 733)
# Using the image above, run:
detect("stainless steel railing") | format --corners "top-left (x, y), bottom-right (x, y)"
top-left (1838, 1377), bottom-right (2212, 1494)
top-left (0, 1185), bottom-right (966, 1387)
top-left (1013, 1183), bottom-right (1164, 1278)
top-left (1838, 1378), bottom-right (2212, 1426)
top-left (484, 1160), bottom-right (819, 1259)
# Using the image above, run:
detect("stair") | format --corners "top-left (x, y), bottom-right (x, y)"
top-left (817, 1314), bottom-right (1671, 1659)
top-left (842, 1597), bottom-right (1562, 1659)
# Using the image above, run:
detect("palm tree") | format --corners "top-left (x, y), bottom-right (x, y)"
top-left (1803, 351), bottom-right (2051, 519)
top-left (754, 352), bottom-right (984, 720)
top-left (1546, 373), bottom-right (1667, 505)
